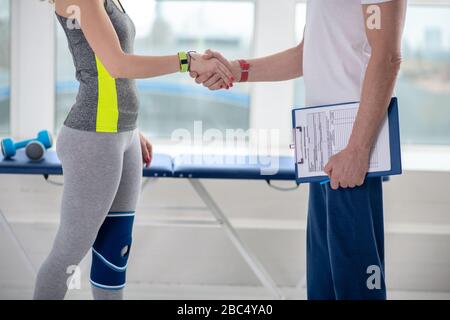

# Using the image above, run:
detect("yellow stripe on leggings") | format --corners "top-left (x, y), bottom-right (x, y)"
top-left (95, 56), bottom-right (119, 133)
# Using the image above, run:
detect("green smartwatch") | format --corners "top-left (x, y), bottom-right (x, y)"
top-left (178, 51), bottom-right (189, 73)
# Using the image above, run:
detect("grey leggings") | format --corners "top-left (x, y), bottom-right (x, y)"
top-left (34, 126), bottom-right (143, 300)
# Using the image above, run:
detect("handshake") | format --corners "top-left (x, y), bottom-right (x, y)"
top-left (188, 50), bottom-right (243, 91)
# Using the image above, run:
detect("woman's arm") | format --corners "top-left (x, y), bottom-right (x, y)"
top-left (56, 0), bottom-right (233, 84)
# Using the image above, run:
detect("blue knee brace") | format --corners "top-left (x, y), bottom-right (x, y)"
top-left (90, 212), bottom-right (135, 290)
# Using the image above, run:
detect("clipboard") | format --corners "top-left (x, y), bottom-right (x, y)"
top-left (291, 97), bottom-right (402, 184)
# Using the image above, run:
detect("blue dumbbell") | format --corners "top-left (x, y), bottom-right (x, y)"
top-left (1, 130), bottom-right (53, 161)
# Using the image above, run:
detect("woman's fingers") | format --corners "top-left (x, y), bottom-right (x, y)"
top-left (141, 145), bottom-right (150, 167)
top-left (146, 140), bottom-right (153, 166)
top-left (209, 79), bottom-right (226, 91)
top-left (139, 133), bottom-right (152, 167)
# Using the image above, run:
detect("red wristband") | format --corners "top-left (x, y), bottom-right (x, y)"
top-left (238, 59), bottom-right (250, 82)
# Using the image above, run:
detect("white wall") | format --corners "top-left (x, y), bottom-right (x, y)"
top-left (10, 0), bottom-right (55, 140)
top-left (251, 0), bottom-right (296, 148)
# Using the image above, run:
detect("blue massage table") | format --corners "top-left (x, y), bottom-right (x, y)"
top-left (0, 150), bottom-right (299, 299)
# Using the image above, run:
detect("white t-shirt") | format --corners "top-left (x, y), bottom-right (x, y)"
top-left (303, 0), bottom-right (392, 106)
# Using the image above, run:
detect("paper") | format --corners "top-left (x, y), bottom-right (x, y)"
top-left (294, 102), bottom-right (391, 179)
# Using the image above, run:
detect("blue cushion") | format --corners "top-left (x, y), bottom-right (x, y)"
top-left (0, 151), bottom-right (297, 181)
top-left (173, 154), bottom-right (296, 180)
top-left (143, 154), bottom-right (173, 177)
top-left (0, 150), bottom-right (63, 175)
top-left (0, 150), bottom-right (174, 177)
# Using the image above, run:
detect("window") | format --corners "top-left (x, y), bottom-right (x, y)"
top-left (0, 0), bottom-right (10, 134)
top-left (398, 5), bottom-right (450, 145)
top-left (55, 0), bottom-right (255, 139)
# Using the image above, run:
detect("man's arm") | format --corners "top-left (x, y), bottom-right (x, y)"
top-left (234, 41), bottom-right (304, 82)
top-left (349, 0), bottom-right (406, 152)
top-left (193, 41), bottom-right (304, 89)
top-left (324, 0), bottom-right (407, 189)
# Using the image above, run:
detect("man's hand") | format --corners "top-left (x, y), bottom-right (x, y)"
top-left (324, 146), bottom-right (370, 190)
top-left (190, 50), bottom-right (241, 90)
top-left (189, 51), bottom-right (236, 89)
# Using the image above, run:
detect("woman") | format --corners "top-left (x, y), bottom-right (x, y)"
top-left (34, 0), bottom-right (234, 300)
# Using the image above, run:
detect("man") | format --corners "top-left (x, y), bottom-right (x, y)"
top-left (192, 0), bottom-right (407, 299)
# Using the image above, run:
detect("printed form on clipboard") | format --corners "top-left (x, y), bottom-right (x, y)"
top-left (291, 97), bottom-right (402, 184)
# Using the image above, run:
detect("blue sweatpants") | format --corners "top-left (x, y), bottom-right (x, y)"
top-left (306, 177), bottom-right (386, 300)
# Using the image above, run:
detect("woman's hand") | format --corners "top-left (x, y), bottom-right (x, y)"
top-left (139, 132), bottom-right (153, 168)
top-left (189, 52), bottom-right (235, 88)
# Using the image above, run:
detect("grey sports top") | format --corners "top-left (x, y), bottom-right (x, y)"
top-left (56, 0), bottom-right (139, 133)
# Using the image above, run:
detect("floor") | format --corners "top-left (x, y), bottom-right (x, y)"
top-left (2, 283), bottom-right (450, 300)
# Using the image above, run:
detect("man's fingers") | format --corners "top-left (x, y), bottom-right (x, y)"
top-left (356, 178), bottom-right (365, 187)
top-left (195, 73), bottom-right (208, 84)
top-left (189, 71), bottom-right (198, 79)
top-left (204, 49), bottom-right (214, 59)
top-left (330, 174), bottom-right (340, 190)
top-left (330, 181), bottom-right (340, 190)
top-left (208, 49), bottom-right (234, 73)
top-left (205, 49), bottom-right (235, 82)
top-left (203, 74), bottom-right (221, 88)
top-left (195, 72), bottom-right (212, 84)
top-left (324, 162), bottom-right (332, 176)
